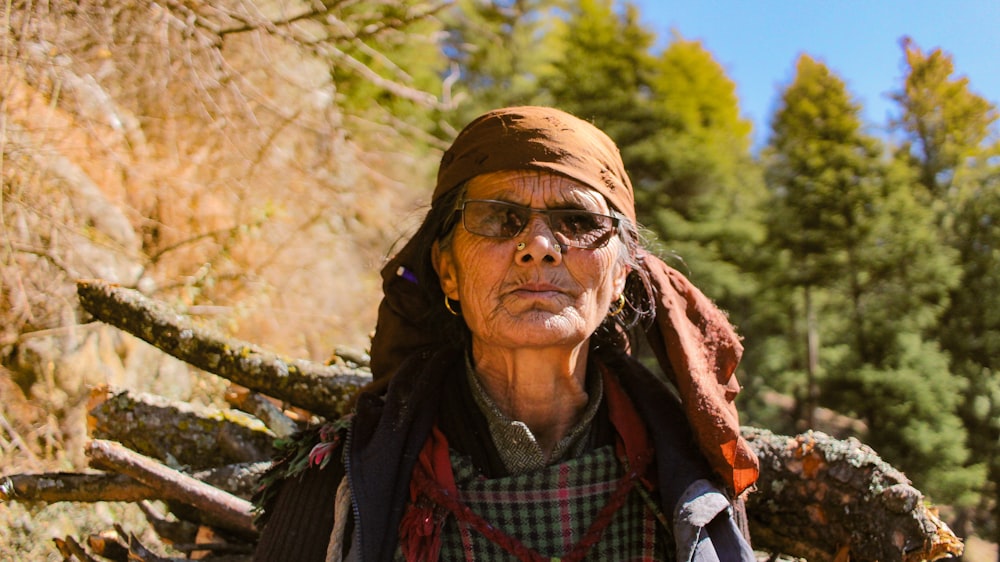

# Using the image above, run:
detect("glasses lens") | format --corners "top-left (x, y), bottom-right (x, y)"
top-left (461, 200), bottom-right (618, 249)
top-left (548, 210), bottom-right (615, 248)
top-left (463, 200), bottom-right (528, 238)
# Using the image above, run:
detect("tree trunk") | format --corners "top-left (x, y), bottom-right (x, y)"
top-left (804, 285), bottom-right (819, 429)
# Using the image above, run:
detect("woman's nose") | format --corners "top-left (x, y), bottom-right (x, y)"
top-left (514, 216), bottom-right (563, 264)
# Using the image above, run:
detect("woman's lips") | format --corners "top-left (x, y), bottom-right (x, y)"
top-left (509, 283), bottom-right (565, 299)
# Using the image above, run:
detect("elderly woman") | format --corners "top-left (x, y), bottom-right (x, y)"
top-left (254, 106), bottom-right (759, 561)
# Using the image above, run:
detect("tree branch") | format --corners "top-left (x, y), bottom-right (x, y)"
top-left (87, 385), bottom-right (276, 469)
top-left (0, 462), bottom-right (269, 505)
top-left (1, 472), bottom-right (155, 503)
top-left (76, 279), bottom-right (370, 417)
top-left (85, 439), bottom-right (256, 537)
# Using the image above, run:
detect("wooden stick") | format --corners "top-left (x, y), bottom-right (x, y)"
top-left (85, 439), bottom-right (256, 536)
top-left (77, 278), bottom-right (370, 417)
top-left (0, 462), bottom-right (268, 504)
top-left (225, 387), bottom-right (300, 439)
top-left (1, 471), bottom-right (155, 503)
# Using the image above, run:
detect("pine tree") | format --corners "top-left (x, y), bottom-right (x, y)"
top-left (890, 37), bottom-right (998, 202)
top-left (763, 55), bottom-right (977, 503)
top-left (540, 0), bottom-right (656, 146)
top-left (631, 34), bottom-right (765, 305)
top-left (763, 55), bottom-right (882, 424)
top-left (892, 38), bottom-right (1000, 540)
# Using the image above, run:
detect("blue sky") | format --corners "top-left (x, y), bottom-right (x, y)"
top-left (630, 0), bottom-right (1000, 146)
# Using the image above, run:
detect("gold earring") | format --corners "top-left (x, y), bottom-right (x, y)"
top-left (516, 241), bottom-right (526, 251)
top-left (609, 294), bottom-right (626, 317)
top-left (444, 295), bottom-right (460, 316)
top-left (554, 243), bottom-right (562, 253)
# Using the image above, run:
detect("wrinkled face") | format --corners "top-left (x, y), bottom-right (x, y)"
top-left (434, 170), bottom-right (628, 351)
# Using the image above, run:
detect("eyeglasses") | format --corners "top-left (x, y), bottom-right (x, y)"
top-left (458, 199), bottom-right (620, 249)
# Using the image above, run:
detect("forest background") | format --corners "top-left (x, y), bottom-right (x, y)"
top-left (2, 0), bottom-right (999, 559)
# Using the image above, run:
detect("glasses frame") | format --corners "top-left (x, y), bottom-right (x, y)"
top-left (457, 199), bottom-right (621, 249)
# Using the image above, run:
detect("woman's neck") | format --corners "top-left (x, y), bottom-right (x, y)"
top-left (470, 342), bottom-right (591, 458)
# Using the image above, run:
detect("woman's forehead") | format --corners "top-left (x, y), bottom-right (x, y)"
top-left (466, 170), bottom-right (609, 209)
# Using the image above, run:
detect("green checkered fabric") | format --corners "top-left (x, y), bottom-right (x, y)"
top-left (398, 444), bottom-right (674, 561)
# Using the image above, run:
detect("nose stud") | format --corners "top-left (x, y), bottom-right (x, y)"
top-left (516, 241), bottom-right (562, 253)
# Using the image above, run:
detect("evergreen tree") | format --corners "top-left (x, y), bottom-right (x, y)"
top-left (763, 55), bottom-right (977, 503)
top-left (763, 54), bottom-right (882, 423)
top-left (540, 0), bottom-right (657, 147)
top-left (892, 38), bottom-right (1000, 538)
top-left (890, 37), bottom-right (998, 202)
top-left (940, 167), bottom-right (1000, 526)
top-left (632, 34), bottom-right (766, 305)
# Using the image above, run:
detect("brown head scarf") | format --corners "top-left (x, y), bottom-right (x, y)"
top-left (370, 106), bottom-right (758, 496)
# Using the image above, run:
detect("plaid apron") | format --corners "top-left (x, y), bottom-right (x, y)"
top-left (398, 444), bottom-right (673, 561)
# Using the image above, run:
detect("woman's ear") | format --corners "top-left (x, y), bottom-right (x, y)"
top-left (432, 241), bottom-right (460, 301)
top-left (613, 263), bottom-right (630, 298)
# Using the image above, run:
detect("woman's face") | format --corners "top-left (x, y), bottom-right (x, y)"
top-left (434, 170), bottom-right (628, 352)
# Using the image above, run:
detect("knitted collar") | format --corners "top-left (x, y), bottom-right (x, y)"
top-left (466, 357), bottom-right (605, 474)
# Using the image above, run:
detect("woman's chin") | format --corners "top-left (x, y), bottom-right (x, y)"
top-left (484, 312), bottom-right (593, 349)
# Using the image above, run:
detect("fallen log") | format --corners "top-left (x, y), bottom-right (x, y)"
top-left (87, 385), bottom-right (275, 469)
top-left (77, 279), bottom-right (370, 417)
top-left (744, 428), bottom-right (963, 561)
top-left (85, 439), bottom-right (257, 538)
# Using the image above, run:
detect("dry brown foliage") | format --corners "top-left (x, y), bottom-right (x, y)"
top-left (1, 0), bottom-right (448, 556)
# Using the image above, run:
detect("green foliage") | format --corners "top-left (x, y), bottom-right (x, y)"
top-left (888, 36), bottom-right (1000, 530)
top-left (943, 170), bottom-right (1000, 371)
top-left (938, 167), bottom-right (1000, 525)
top-left (632, 36), bottom-right (766, 304)
top-left (890, 37), bottom-right (999, 200)
top-left (823, 334), bottom-right (984, 506)
top-left (841, 161), bottom-right (960, 366)
top-left (541, 0), bottom-right (657, 144)
top-left (761, 54), bottom-right (977, 505)
top-left (764, 54), bottom-right (883, 287)
top-left (440, 0), bottom-right (560, 124)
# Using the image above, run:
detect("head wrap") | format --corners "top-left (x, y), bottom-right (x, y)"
top-left (370, 106), bottom-right (758, 496)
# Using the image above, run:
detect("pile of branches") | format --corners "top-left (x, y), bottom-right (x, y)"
top-left (0, 280), bottom-right (964, 561)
